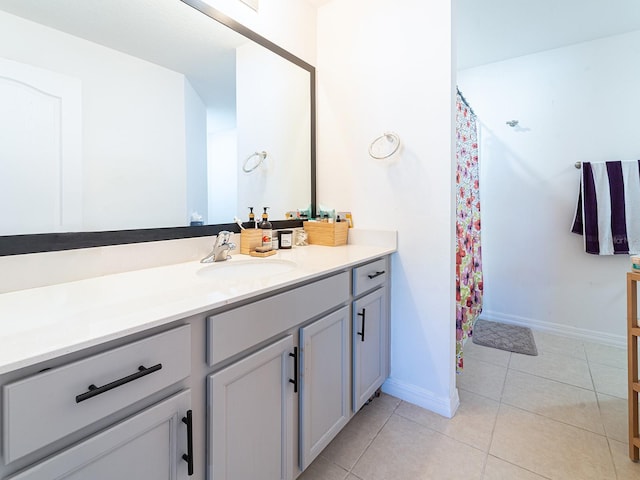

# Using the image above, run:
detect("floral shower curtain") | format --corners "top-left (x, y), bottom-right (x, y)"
top-left (455, 89), bottom-right (483, 372)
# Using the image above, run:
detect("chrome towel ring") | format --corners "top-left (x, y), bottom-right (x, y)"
top-left (242, 151), bottom-right (268, 173)
top-left (369, 132), bottom-right (400, 159)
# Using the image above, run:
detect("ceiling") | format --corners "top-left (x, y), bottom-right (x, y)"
top-left (16, 0), bottom-right (634, 77)
top-left (307, 1), bottom-right (640, 69)
top-left (457, 0), bottom-right (640, 69)
top-left (0, 0), bottom-right (247, 110)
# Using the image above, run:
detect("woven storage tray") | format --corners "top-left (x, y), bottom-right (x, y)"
top-left (303, 221), bottom-right (348, 246)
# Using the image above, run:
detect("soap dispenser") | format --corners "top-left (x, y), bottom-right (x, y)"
top-left (247, 207), bottom-right (255, 228)
top-left (259, 207), bottom-right (272, 248)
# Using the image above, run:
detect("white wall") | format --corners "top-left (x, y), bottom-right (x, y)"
top-left (317, 0), bottom-right (458, 416)
top-left (185, 79), bottom-right (209, 222)
top-left (0, 10), bottom-right (190, 231)
top-left (236, 42), bottom-right (311, 218)
top-left (207, 129), bottom-right (238, 224)
top-left (0, 0), bottom-right (317, 293)
top-left (457, 30), bottom-right (640, 345)
top-left (201, 0), bottom-right (317, 65)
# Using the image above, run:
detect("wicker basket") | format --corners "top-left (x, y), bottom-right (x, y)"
top-left (303, 221), bottom-right (348, 246)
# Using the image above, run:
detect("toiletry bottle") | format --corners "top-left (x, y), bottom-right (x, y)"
top-left (259, 207), bottom-right (272, 248)
top-left (248, 207), bottom-right (255, 227)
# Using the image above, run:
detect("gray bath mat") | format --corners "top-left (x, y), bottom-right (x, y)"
top-left (472, 320), bottom-right (538, 356)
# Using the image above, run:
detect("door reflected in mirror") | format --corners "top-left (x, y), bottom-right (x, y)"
top-left (0, 0), bottom-right (312, 236)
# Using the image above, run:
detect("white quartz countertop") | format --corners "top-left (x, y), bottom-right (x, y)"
top-left (0, 243), bottom-right (395, 375)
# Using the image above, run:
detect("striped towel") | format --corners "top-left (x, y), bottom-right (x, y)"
top-left (571, 160), bottom-right (640, 255)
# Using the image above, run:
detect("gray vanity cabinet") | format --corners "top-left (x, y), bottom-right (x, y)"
top-left (1, 254), bottom-right (392, 480)
top-left (1, 325), bottom-right (193, 480)
top-left (299, 306), bottom-right (350, 471)
top-left (352, 258), bottom-right (390, 412)
top-left (207, 335), bottom-right (296, 480)
top-left (205, 258), bottom-right (390, 479)
top-left (7, 390), bottom-right (192, 480)
top-left (205, 271), bottom-right (352, 480)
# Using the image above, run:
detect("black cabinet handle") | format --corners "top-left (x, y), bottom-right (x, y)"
top-left (182, 410), bottom-right (194, 476)
top-left (367, 270), bottom-right (386, 280)
top-left (75, 363), bottom-right (163, 403)
top-left (289, 347), bottom-right (298, 393)
top-left (357, 309), bottom-right (366, 342)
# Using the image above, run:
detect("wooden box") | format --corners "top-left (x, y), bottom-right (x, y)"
top-left (240, 229), bottom-right (263, 254)
top-left (303, 221), bottom-right (348, 246)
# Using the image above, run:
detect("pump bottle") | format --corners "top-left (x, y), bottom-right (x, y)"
top-left (259, 207), bottom-right (272, 248)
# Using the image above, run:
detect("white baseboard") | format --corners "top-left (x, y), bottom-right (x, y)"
top-left (382, 377), bottom-right (460, 418)
top-left (480, 310), bottom-right (625, 348)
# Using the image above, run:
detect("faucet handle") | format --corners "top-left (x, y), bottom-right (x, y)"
top-left (215, 230), bottom-right (231, 245)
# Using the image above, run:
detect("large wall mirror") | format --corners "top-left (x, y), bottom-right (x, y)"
top-left (0, 0), bottom-right (315, 255)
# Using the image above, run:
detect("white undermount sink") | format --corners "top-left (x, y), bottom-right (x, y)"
top-left (197, 258), bottom-right (298, 280)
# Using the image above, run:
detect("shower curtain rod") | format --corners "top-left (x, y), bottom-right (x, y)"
top-left (457, 87), bottom-right (476, 116)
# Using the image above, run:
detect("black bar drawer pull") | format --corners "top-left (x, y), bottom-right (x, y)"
top-left (367, 270), bottom-right (385, 280)
top-left (182, 409), bottom-right (194, 476)
top-left (357, 309), bottom-right (366, 342)
top-left (289, 347), bottom-right (298, 393)
top-left (75, 363), bottom-right (163, 403)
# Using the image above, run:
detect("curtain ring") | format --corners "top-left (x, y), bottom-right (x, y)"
top-left (369, 132), bottom-right (400, 159)
top-left (242, 151), bottom-right (267, 173)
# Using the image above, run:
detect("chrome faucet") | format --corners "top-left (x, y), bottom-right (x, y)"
top-left (201, 231), bottom-right (236, 263)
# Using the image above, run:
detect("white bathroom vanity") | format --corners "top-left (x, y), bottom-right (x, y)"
top-left (0, 240), bottom-right (394, 479)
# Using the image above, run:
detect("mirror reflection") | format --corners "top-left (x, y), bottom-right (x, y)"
top-left (0, 0), bottom-right (311, 236)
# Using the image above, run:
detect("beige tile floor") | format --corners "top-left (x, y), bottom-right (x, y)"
top-left (298, 330), bottom-right (640, 479)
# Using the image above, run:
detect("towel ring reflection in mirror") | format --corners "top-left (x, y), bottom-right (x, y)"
top-left (242, 151), bottom-right (268, 173)
top-left (369, 132), bottom-right (401, 159)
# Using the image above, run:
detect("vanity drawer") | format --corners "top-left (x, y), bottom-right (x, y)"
top-left (353, 257), bottom-right (389, 297)
top-left (2, 324), bottom-right (190, 464)
top-left (208, 271), bottom-right (349, 366)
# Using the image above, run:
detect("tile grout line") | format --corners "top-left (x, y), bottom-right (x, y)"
top-left (507, 363), bottom-right (595, 391)
top-left (584, 341), bottom-right (620, 478)
top-left (513, 340), bottom-right (616, 477)
top-left (502, 355), bottom-right (611, 437)
top-left (343, 397), bottom-right (402, 478)
top-left (507, 367), bottom-right (601, 393)
top-left (392, 407), bottom-right (491, 455)
top-left (496, 396), bottom-right (612, 441)
top-left (486, 453), bottom-right (555, 480)
top-left (467, 344), bottom-right (623, 435)
top-left (311, 336), bottom-right (631, 479)
top-left (481, 350), bottom-right (513, 476)
top-left (605, 436), bottom-right (623, 480)
top-left (485, 353), bottom-right (510, 477)
top-left (498, 351), bottom-right (511, 401)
